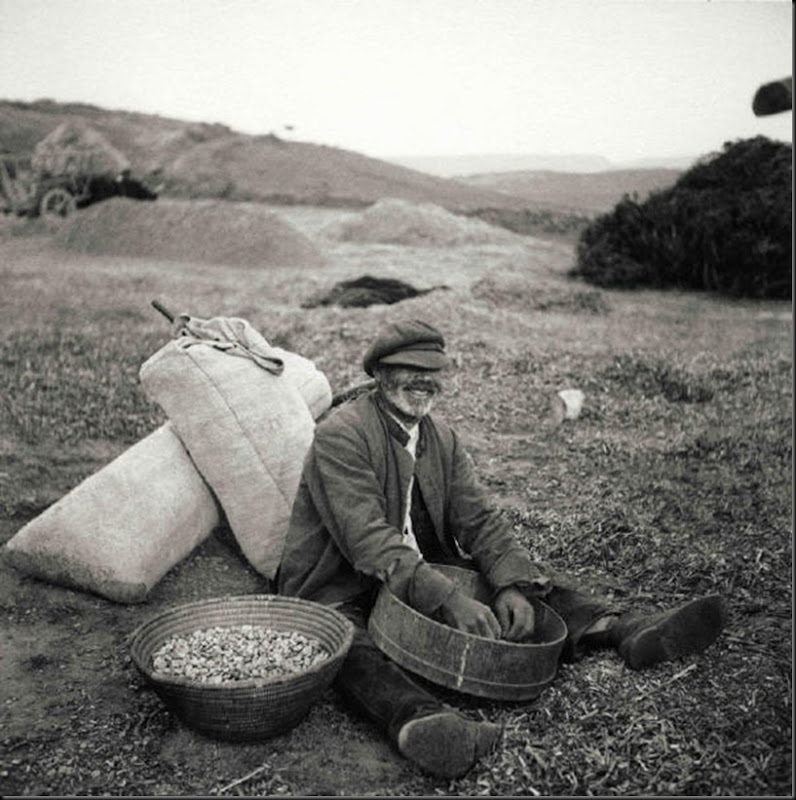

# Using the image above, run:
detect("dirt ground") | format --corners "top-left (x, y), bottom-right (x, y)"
top-left (1, 514), bottom-right (427, 796)
top-left (0, 205), bottom-right (791, 796)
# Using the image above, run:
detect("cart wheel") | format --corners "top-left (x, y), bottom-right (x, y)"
top-left (39, 187), bottom-right (76, 219)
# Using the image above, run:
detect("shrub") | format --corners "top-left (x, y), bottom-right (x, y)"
top-left (571, 137), bottom-right (792, 298)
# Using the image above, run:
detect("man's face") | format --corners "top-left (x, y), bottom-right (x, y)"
top-left (375, 365), bottom-right (443, 424)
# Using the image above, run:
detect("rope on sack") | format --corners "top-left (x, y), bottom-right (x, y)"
top-left (151, 300), bottom-right (284, 374)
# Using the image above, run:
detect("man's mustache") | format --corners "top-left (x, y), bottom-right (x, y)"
top-left (404, 377), bottom-right (442, 393)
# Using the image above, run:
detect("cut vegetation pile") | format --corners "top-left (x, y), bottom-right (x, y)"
top-left (302, 274), bottom-right (449, 308)
top-left (322, 197), bottom-right (520, 247)
top-left (32, 120), bottom-right (129, 177)
top-left (572, 136), bottom-right (792, 298)
top-left (53, 198), bottom-right (327, 268)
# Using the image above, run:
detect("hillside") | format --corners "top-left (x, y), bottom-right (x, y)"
top-left (164, 134), bottom-right (532, 211)
top-left (458, 167), bottom-right (684, 214)
top-left (0, 100), bottom-right (532, 213)
top-left (1, 100), bottom-right (689, 216)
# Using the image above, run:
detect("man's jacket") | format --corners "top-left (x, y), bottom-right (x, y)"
top-left (277, 392), bottom-right (544, 617)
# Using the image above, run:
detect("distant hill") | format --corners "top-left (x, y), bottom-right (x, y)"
top-left (618, 155), bottom-right (700, 170)
top-left (458, 168), bottom-right (684, 214)
top-left (385, 153), bottom-right (614, 176)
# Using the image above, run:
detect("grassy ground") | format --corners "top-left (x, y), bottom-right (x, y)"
top-left (0, 206), bottom-right (791, 796)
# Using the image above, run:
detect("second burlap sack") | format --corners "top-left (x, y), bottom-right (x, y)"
top-left (140, 316), bottom-right (330, 579)
top-left (3, 423), bottom-right (219, 603)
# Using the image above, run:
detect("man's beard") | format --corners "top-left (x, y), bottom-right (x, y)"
top-left (380, 373), bottom-right (442, 423)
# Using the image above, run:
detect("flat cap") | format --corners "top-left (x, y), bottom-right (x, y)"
top-left (362, 319), bottom-right (450, 376)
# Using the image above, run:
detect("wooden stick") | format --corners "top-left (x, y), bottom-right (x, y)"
top-left (151, 298), bottom-right (175, 323)
top-left (331, 379), bottom-right (376, 407)
top-left (633, 662), bottom-right (698, 703)
top-left (215, 762), bottom-right (271, 795)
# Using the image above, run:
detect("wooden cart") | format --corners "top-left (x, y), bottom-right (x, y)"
top-left (0, 151), bottom-right (95, 219)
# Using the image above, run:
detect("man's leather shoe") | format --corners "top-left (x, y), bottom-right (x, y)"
top-left (397, 711), bottom-right (502, 778)
top-left (616, 595), bottom-right (727, 670)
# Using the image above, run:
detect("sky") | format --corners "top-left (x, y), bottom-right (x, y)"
top-left (0, 0), bottom-right (791, 164)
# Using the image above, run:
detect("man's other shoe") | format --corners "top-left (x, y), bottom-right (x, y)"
top-left (397, 711), bottom-right (502, 778)
top-left (616, 595), bottom-right (727, 670)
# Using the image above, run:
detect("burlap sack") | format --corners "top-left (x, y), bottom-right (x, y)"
top-left (271, 346), bottom-right (333, 421)
top-left (4, 423), bottom-right (219, 603)
top-left (153, 313), bottom-right (332, 419)
top-left (4, 320), bottom-right (331, 602)
top-left (139, 318), bottom-right (329, 578)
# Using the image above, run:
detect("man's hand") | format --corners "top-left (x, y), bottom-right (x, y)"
top-left (493, 586), bottom-right (536, 642)
top-left (441, 590), bottom-right (501, 639)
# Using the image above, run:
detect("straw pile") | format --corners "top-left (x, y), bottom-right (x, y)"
top-left (54, 198), bottom-right (327, 267)
top-left (322, 197), bottom-right (519, 247)
top-left (32, 121), bottom-right (129, 177)
top-left (302, 274), bottom-right (449, 308)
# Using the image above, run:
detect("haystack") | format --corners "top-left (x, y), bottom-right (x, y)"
top-left (322, 197), bottom-right (519, 247)
top-left (32, 121), bottom-right (129, 177)
top-left (53, 198), bottom-right (327, 268)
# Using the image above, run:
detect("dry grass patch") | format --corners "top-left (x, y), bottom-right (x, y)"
top-left (0, 210), bottom-right (791, 797)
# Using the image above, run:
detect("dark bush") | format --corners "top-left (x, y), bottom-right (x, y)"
top-left (570, 137), bottom-right (792, 298)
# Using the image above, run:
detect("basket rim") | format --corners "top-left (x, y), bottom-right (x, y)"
top-left (374, 565), bottom-right (568, 650)
top-left (129, 593), bottom-right (354, 691)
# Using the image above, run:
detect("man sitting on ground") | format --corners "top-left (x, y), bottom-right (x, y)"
top-left (277, 319), bottom-right (726, 779)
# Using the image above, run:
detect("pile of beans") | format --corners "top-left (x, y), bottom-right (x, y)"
top-left (150, 624), bottom-right (330, 684)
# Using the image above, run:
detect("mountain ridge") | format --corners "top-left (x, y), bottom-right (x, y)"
top-left (383, 152), bottom-right (698, 177)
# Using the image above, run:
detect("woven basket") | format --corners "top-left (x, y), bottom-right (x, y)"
top-left (368, 565), bottom-right (567, 701)
top-left (129, 594), bottom-right (354, 741)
